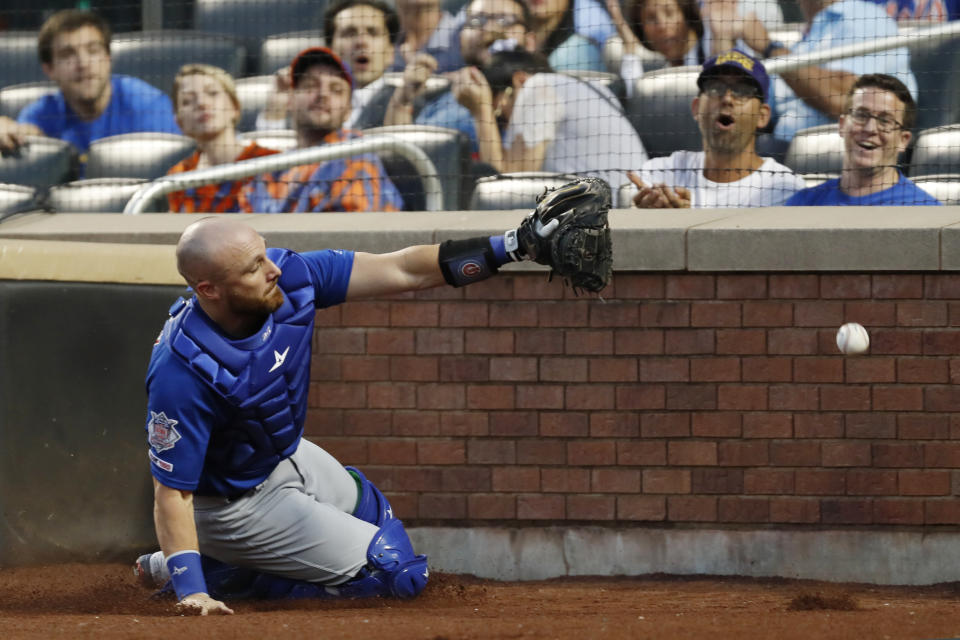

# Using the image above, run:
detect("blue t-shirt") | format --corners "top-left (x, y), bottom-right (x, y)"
top-left (144, 248), bottom-right (355, 496)
top-left (18, 74), bottom-right (180, 155)
top-left (785, 174), bottom-right (942, 206)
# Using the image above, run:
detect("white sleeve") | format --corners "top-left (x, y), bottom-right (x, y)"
top-left (504, 76), bottom-right (562, 148)
top-left (620, 53), bottom-right (645, 100)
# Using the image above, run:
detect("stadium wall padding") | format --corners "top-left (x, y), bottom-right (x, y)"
top-left (0, 280), bottom-right (184, 565)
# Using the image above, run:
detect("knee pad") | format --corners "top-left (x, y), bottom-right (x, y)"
top-left (346, 466), bottom-right (395, 527)
top-left (331, 518), bottom-right (428, 599)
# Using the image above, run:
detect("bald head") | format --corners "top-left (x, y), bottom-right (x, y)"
top-left (176, 217), bottom-right (259, 287)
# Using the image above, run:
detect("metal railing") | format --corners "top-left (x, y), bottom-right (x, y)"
top-left (123, 135), bottom-right (443, 214)
top-left (764, 21), bottom-right (960, 75)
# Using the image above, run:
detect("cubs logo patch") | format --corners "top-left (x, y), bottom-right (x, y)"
top-left (459, 260), bottom-right (483, 278)
top-left (149, 449), bottom-right (173, 472)
top-left (148, 411), bottom-right (181, 453)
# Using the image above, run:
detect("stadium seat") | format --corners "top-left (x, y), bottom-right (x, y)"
top-left (195, 0), bottom-right (329, 71)
top-left (560, 69), bottom-right (628, 109)
top-left (111, 30), bottom-right (246, 96)
top-left (909, 125), bottom-right (960, 177)
top-left (47, 178), bottom-right (162, 213)
top-left (783, 124), bottom-right (844, 175)
top-left (0, 31), bottom-right (45, 87)
top-left (364, 125), bottom-right (473, 211)
top-left (469, 172), bottom-right (582, 210)
top-left (85, 133), bottom-right (196, 180)
top-left (0, 82), bottom-right (57, 120)
top-left (0, 137), bottom-right (77, 188)
top-left (236, 75), bottom-right (275, 132)
top-left (0, 183), bottom-right (40, 217)
top-left (908, 33), bottom-right (960, 131)
top-left (238, 129), bottom-right (298, 151)
top-left (259, 31), bottom-right (325, 75)
top-left (912, 174), bottom-right (960, 204)
top-left (627, 66), bottom-right (701, 158)
top-left (801, 173), bottom-right (835, 189)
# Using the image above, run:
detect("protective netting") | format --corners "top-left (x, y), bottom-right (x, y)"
top-left (1, 0), bottom-right (958, 215)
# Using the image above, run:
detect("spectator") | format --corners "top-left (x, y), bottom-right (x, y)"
top-left (451, 48), bottom-right (648, 202)
top-left (391, 0), bottom-right (465, 73)
top-left (722, 0), bottom-right (918, 144)
top-left (0, 10), bottom-right (179, 157)
top-left (627, 50), bottom-right (804, 208)
top-left (786, 74), bottom-right (941, 205)
top-left (166, 65), bottom-right (278, 213)
top-left (700, 0), bottom-right (784, 58)
top-left (257, 0), bottom-right (476, 140)
top-left (383, 0), bottom-right (536, 142)
top-left (258, 0), bottom-right (400, 131)
top-left (241, 47), bottom-right (403, 213)
top-left (607, 0), bottom-right (706, 70)
top-left (525, 0), bottom-right (617, 70)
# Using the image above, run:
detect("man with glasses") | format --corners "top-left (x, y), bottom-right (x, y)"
top-left (786, 74), bottom-right (940, 206)
top-left (0, 10), bottom-right (179, 157)
top-left (383, 0), bottom-right (537, 148)
top-left (627, 50), bottom-right (804, 208)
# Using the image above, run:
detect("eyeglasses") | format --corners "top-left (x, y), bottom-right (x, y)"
top-left (846, 108), bottom-right (902, 133)
top-left (464, 13), bottom-right (524, 29)
top-left (699, 78), bottom-right (761, 102)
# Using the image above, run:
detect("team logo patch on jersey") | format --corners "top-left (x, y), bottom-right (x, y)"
top-left (149, 449), bottom-right (174, 472)
top-left (269, 346), bottom-right (289, 372)
top-left (148, 411), bottom-right (181, 453)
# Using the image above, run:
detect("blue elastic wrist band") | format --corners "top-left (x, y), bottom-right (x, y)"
top-left (488, 235), bottom-right (509, 266)
top-left (166, 550), bottom-right (207, 600)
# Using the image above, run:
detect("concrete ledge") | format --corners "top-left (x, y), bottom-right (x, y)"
top-left (4, 207), bottom-right (960, 273)
top-left (688, 207), bottom-right (960, 271)
top-left (410, 526), bottom-right (960, 586)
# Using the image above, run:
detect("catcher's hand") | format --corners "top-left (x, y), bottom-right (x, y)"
top-left (513, 177), bottom-right (613, 294)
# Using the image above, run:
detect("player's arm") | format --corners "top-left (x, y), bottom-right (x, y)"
top-left (153, 479), bottom-right (234, 615)
top-left (345, 178), bottom-right (613, 300)
top-left (346, 245), bottom-right (444, 300)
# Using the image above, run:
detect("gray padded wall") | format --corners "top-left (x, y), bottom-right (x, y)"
top-left (0, 281), bottom-right (184, 566)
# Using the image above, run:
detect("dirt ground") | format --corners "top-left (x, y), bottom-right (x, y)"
top-left (2, 564), bottom-right (960, 640)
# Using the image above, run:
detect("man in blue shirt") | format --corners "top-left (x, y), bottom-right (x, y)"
top-left (787, 74), bottom-right (940, 206)
top-left (0, 10), bottom-right (179, 157)
top-left (136, 203), bottom-right (588, 614)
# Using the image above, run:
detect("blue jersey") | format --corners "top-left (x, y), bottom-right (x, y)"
top-left (785, 174), bottom-right (942, 206)
top-left (18, 75), bottom-right (180, 155)
top-left (144, 248), bottom-right (354, 496)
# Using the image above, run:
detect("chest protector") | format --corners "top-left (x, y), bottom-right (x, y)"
top-left (166, 248), bottom-right (316, 488)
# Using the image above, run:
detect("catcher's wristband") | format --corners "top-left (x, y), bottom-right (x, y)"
top-left (438, 235), bottom-right (518, 287)
top-left (166, 550), bottom-right (207, 600)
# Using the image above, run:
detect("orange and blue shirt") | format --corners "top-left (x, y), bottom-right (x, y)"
top-left (240, 129), bottom-right (403, 213)
top-left (166, 143), bottom-right (279, 213)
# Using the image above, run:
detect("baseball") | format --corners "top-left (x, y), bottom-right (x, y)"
top-left (836, 322), bottom-right (870, 355)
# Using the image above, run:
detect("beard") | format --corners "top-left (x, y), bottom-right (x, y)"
top-left (227, 284), bottom-right (285, 320)
top-left (703, 126), bottom-right (753, 156)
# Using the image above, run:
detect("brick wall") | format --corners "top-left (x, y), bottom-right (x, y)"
top-left (306, 272), bottom-right (960, 528)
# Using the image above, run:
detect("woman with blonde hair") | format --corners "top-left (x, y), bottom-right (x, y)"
top-left (166, 64), bottom-right (277, 213)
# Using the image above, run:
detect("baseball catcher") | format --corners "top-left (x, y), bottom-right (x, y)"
top-left (135, 190), bottom-right (612, 615)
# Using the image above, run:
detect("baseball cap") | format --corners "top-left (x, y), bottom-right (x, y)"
top-left (290, 46), bottom-right (354, 90)
top-left (698, 49), bottom-right (769, 103)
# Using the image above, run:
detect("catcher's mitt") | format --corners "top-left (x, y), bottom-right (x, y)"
top-left (515, 177), bottom-right (613, 294)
